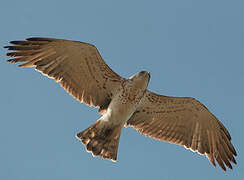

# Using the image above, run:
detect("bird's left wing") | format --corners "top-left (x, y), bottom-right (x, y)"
top-left (5, 37), bottom-right (124, 113)
top-left (125, 90), bottom-right (237, 171)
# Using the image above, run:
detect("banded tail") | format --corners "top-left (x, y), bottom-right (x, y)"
top-left (76, 120), bottom-right (123, 161)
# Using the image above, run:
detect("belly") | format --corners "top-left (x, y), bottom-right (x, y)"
top-left (100, 95), bottom-right (138, 125)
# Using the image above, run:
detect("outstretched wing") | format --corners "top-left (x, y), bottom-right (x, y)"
top-left (126, 90), bottom-right (237, 171)
top-left (5, 37), bottom-right (124, 113)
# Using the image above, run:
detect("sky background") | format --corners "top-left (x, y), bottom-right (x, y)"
top-left (0, 0), bottom-right (243, 179)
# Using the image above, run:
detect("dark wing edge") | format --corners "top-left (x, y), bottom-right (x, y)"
top-left (126, 90), bottom-right (237, 171)
top-left (4, 37), bottom-right (124, 113)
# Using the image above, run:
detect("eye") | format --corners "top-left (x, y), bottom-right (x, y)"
top-left (139, 71), bottom-right (147, 75)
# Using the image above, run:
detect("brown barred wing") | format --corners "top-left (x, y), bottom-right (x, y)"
top-left (126, 90), bottom-right (237, 171)
top-left (5, 37), bottom-right (124, 113)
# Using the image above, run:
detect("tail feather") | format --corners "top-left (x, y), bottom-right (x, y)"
top-left (76, 120), bottom-right (123, 161)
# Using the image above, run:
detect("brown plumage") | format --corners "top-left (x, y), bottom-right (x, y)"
top-left (5, 37), bottom-right (123, 111)
top-left (125, 91), bottom-right (237, 171)
top-left (76, 120), bottom-right (123, 161)
top-left (5, 37), bottom-right (237, 171)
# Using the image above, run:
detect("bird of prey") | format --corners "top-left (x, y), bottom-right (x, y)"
top-left (5, 37), bottom-right (237, 171)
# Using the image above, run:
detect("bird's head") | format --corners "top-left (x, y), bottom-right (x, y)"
top-left (128, 71), bottom-right (150, 90)
top-left (129, 71), bottom-right (150, 79)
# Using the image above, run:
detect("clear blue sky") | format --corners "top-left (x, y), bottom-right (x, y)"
top-left (0, 0), bottom-right (243, 179)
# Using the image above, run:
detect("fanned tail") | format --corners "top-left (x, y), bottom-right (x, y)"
top-left (76, 120), bottom-right (123, 161)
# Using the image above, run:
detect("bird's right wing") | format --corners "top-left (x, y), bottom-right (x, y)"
top-left (126, 90), bottom-right (237, 171)
top-left (5, 37), bottom-right (124, 113)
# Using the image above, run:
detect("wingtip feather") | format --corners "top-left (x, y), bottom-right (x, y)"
top-left (26, 37), bottom-right (53, 41)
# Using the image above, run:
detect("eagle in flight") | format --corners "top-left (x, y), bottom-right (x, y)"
top-left (5, 37), bottom-right (237, 171)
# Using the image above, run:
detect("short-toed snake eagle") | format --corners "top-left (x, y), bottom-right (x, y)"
top-left (5, 37), bottom-right (237, 171)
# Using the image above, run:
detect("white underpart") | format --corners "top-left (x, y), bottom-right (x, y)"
top-left (99, 93), bottom-right (137, 127)
top-left (99, 71), bottom-right (149, 128)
